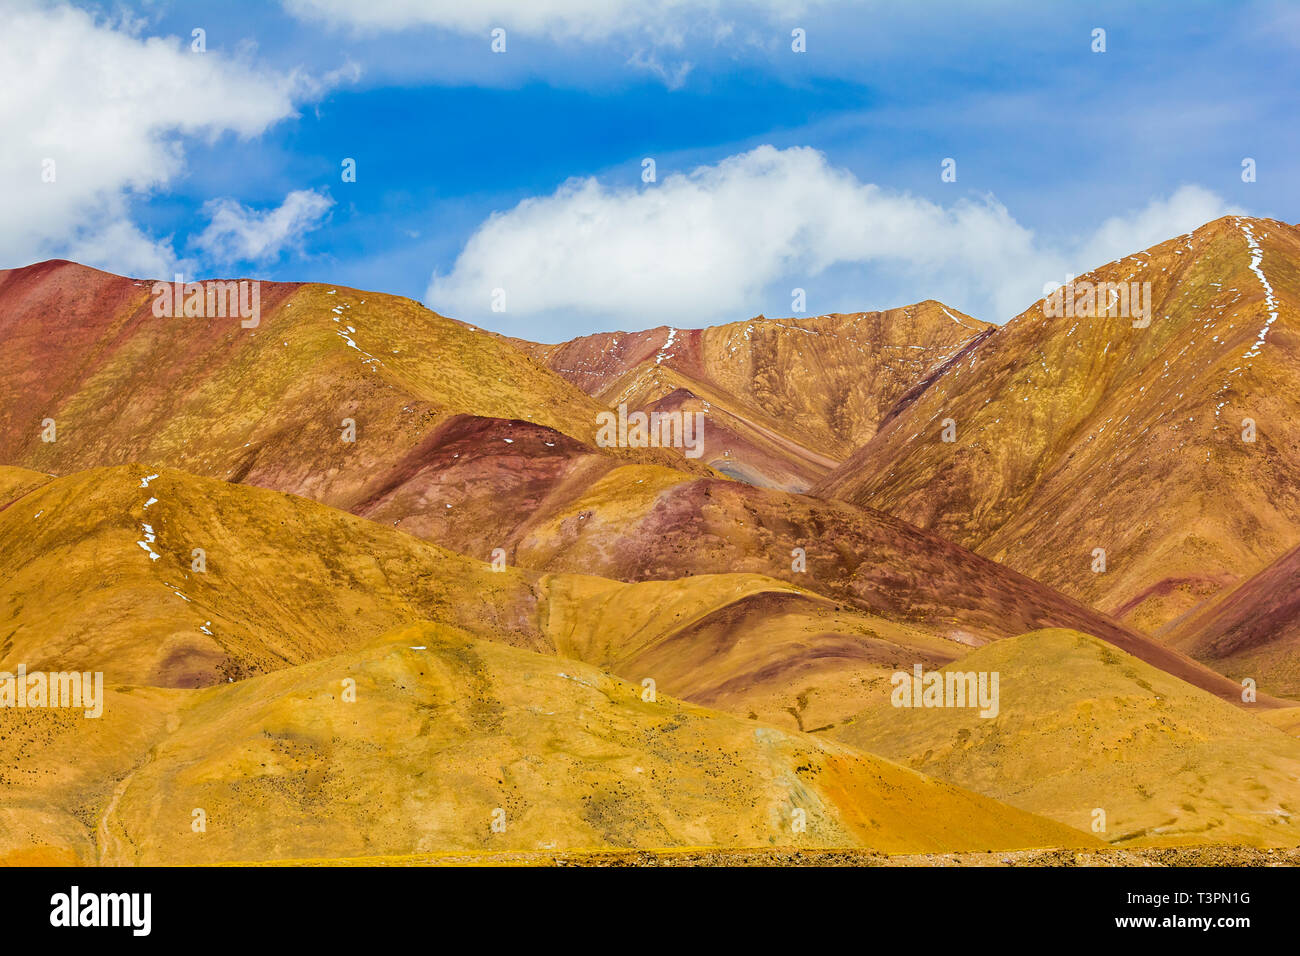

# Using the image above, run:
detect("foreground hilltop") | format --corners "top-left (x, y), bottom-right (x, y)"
top-left (837, 629), bottom-right (1300, 847)
top-left (4, 620), bottom-right (1101, 865)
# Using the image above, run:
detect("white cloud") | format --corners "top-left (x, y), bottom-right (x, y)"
top-left (426, 146), bottom-right (1243, 327)
top-left (285, 0), bottom-right (816, 83)
top-left (1074, 185), bottom-right (1245, 273)
top-left (285, 0), bottom-right (815, 41)
top-left (58, 218), bottom-right (180, 280)
top-left (194, 190), bottom-right (336, 264)
top-left (626, 49), bottom-right (695, 89)
top-left (0, 2), bottom-right (343, 277)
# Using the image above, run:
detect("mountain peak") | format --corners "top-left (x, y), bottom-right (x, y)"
top-left (515, 299), bottom-right (988, 489)
top-left (817, 217), bottom-right (1300, 633)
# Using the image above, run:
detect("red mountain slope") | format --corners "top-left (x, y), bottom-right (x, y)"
top-left (513, 302), bottom-right (990, 490)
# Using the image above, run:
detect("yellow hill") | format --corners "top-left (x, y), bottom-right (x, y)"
top-left (0, 465), bottom-right (52, 507)
top-left (0, 622), bottom-right (1097, 865)
top-left (834, 629), bottom-right (1300, 847)
top-left (0, 463), bottom-right (966, 730)
top-left (541, 572), bottom-right (958, 731)
top-left (0, 463), bottom-right (549, 686)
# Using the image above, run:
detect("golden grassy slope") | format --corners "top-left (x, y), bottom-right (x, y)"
top-left (835, 629), bottom-right (1300, 847)
top-left (0, 463), bottom-right (549, 686)
top-left (0, 463), bottom-right (969, 729)
top-left (0, 622), bottom-right (1098, 865)
top-left (0, 465), bottom-right (52, 507)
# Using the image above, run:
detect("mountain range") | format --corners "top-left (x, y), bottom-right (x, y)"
top-left (2, 215), bottom-right (1298, 864)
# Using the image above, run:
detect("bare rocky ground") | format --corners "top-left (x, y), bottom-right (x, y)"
top-left (265, 845), bottom-right (1300, 867)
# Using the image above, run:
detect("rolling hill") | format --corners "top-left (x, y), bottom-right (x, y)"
top-left (0, 259), bottom-right (704, 521)
top-left (835, 629), bottom-right (1300, 847)
top-left (0, 462), bottom-right (980, 729)
top-left (0, 621), bottom-right (1100, 865)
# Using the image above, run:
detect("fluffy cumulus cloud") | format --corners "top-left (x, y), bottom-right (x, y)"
top-left (1074, 185), bottom-right (1245, 276)
top-left (285, 0), bottom-right (814, 41)
top-left (194, 190), bottom-right (336, 264)
top-left (427, 146), bottom-right (1243, 327)
top-left (0, 2), bottom-right (341, 277)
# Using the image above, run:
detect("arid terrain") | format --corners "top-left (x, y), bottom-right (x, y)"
top-left (817, 218), bottom-right (1300, 635)
top-left (3, 216), bottom-right (1300, 866)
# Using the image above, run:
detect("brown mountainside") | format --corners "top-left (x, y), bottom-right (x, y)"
top-left (1165, 541), bottom-right (1300, 699)
top-left (816, 216), bottom-right (1300, 632)
top-left (0, 259), bottom-right (705, 519)
top-left (513, 302), bottom-right (990, 490)
top-left (0, 259), bottom-right (1268, 709)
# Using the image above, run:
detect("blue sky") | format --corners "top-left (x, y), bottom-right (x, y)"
top-left (4, 0), bottom-right (1297, 340)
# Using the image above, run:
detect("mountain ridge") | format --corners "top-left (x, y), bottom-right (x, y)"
top-left (815, 215), bottom-right (1300, 632)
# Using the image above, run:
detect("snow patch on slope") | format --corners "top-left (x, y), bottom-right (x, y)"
top-left (1238, 220), bottom-right (1279, 359)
